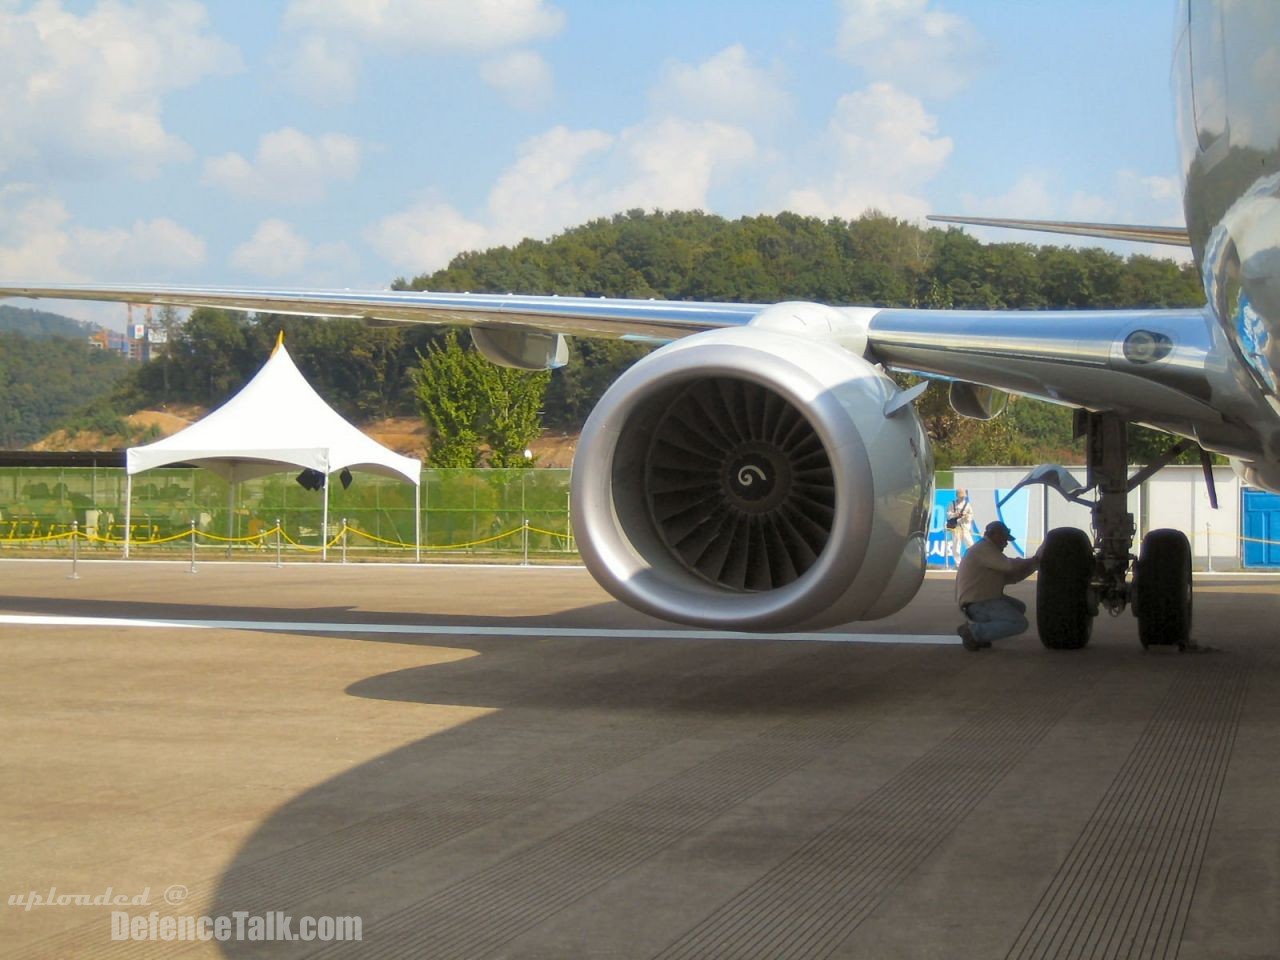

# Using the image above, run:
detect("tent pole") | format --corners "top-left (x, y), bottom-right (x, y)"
top-left (415, 480), bottom-right (421, 563)
top-left (123, 473), bottom-right (132, 559)
top-left (322, 468), bottom-right (330, 561)
top-left (227, 479), bottom-right (235, 559)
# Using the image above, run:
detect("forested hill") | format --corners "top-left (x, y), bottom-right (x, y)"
top-left (0, 304), bottom-right (97, 338)
top-left (403, 209), bottom-right (1203, 310)
top-left (0, 332), bottom-right (131, 448)
top-left (76, 210), bottom-right (1204, 464)
top-left (0, 304), bottom-right (132, 448)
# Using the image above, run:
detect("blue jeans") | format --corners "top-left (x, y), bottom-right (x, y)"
top-left (964, 596), bottom-right (1029, 643)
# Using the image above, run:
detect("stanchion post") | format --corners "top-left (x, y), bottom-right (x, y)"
top-left (67, 520), bottom-right (80, 580)
top-left (1206, 521), bottom-right (1213, 572)
top-left (522, 518), bottom-right (529, 566)
top-left (341, 518), bottom-right (348, 564)
top-left (189, 519), bottom-right (197, 574)
top-left (275, 518), bottom-right (282, 568)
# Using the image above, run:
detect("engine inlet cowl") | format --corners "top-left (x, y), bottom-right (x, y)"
top-left (571, 325), bottom-right (932, 632)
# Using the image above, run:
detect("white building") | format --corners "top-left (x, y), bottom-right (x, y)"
top-left (947, 465), bottom-right (1252, 570)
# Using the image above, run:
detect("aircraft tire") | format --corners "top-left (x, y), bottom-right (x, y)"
top-left (1036, 527), bottom-right (1094, 650)
top-left (1134, 528), bottom-right (1192, 649)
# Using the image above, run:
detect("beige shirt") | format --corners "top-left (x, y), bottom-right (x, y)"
top-left (955, 538), bottom-right (1039, 607)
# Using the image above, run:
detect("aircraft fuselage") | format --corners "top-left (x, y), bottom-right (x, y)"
top-left (1177, 1), bottom-right (1280, 485)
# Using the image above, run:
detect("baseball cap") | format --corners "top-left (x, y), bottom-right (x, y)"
top-left (984, 520), bottom-right (1015, 541)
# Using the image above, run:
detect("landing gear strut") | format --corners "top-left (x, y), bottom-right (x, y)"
top-left (1034, 411), bottom-right (1200, 650)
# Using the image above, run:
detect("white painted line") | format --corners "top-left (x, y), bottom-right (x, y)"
top-left (0, 613), bottom-right (958, 645)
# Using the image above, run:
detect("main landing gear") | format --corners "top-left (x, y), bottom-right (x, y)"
top-left (1033, 411), bottom-right (1203, 651)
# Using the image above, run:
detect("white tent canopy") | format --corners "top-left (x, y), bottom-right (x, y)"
top-left (124, 338), bottom-right (421, 558)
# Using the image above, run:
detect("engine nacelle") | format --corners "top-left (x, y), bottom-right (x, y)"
top-left (571, 327), bottom-right (933, 631)
top-left (1231, 455), bottom-right (1280, 493)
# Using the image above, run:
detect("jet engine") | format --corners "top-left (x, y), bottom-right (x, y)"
top-left (571, 326), bottom-right (933, 631)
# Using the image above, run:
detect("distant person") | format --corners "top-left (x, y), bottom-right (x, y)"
top-left (945, 488), bottom-right (974, 566)
top-left (955, 520), bottom-right (1041, 651)
top-left (247, 515), bottom-right (266, 550)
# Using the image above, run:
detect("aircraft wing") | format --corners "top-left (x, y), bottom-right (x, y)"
top-left (927, 215), bottom-right (1191, 247)
top-left (0, 282), bottom-right (759, 342)
top-left (0, 281), bottom-right (1234, 445)
top-left (861, 304), bottom-right (1244, 449)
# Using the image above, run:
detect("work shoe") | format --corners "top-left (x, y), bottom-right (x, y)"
top-left (957, 624), bottom-right (989, 651)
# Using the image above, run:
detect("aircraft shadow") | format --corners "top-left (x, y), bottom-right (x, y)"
top-left (195, 632), bottom-right (947, 958)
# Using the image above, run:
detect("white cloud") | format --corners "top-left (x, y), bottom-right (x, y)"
top-left (281, 33), bottom-right (360, 104)
top-left (229, 219), bottom-right (359, 281)
top-left (365, 119), bottom-right (756, 275)
top-left (1125, 172), bottom-right (1182, 208)
top-left (284, 0), bottom-right (565, 53)
top-left (959, 172), bottom-right (1057, 220)
top-left (961, 170), bottom-right (1185, 227)
top-left (836, 0), bottom-right (977, 98)
top-left (650, 45), bottom-right (788, 126)
top-left (956, 170), bottom-right (1190, 261)
top-left (203, 129), bottom-right (362, 204)
top-left (229, 220), bottom-right (311, 277)
top-left (784, 83), bottom-right (951, 221)
top-left (0, 187), bottom-right (205, 280)
top-left (364, 202), bottom-right (494, 278)
top-left (282, 0), bottom-right (563, 102)
top-left (483, 126), bottom-right (617, 238)
top-left (480, 50), bottom-right (553, 111)
top-left (75, 219), bottom-right (208, 276)
top-left (0, 0), bottom-right (240, 180)
top-left (364, 126), bottom-right (614, 274)
top-left (608, 119), bottom-right (757, 212)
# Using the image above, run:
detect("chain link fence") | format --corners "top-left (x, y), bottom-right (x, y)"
top-left (0, 466), bottom-right (574, 562)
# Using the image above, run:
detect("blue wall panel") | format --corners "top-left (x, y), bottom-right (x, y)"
top-left (1242, 489), bottom-right (1280, 568)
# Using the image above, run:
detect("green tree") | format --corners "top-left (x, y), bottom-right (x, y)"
top-left (480, 364), bottom-right (551, 467)
top-left (151, 304), bottom-right (184, 399)
top-left (413, 331), bottom-right (486, 467)
top-left (412, 331), bottom-right (551, 467)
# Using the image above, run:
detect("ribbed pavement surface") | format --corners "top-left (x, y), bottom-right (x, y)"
top-left (2, 563), bottom-right (1276, 960)
top-left (1005, 663), bottom-right (1250, 960)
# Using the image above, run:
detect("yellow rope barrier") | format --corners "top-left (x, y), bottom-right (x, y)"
top-left (1, 515), bottom-right (576, 552)
top-left (343, 527), bottom-right (418, 548)
top-left (196, 530), bottom-right (273, 544)
top-left (2, 531), bottom-right (75, 544)
top-left (527, 524), bottom-right (573, 539)
top-left (427, 529), bottom-right (523, 550)
top-left (277, 527), bottom-right (346, 552)
top-left (7, 516), bottom-right (1280, 563)
top-left (343, 522), bottom-right (571, 550)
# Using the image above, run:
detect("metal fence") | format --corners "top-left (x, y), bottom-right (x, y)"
top-left (6, 463), bottom-right (1280, 570)
top-left (0, 466), bottom-right (574, 561)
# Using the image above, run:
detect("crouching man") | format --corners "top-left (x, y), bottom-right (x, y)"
top-left (955, 520), bottom-right (1041, 651)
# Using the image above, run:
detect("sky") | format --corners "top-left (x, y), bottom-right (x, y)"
top-left (0, 0), bottom-right (1188, 330)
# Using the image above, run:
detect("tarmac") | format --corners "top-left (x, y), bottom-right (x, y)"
top-left (1, 557), bottom-right (1277, 959)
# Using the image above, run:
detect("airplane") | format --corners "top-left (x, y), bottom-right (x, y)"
top-left (2, 0), bottom-right (1275, 652)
